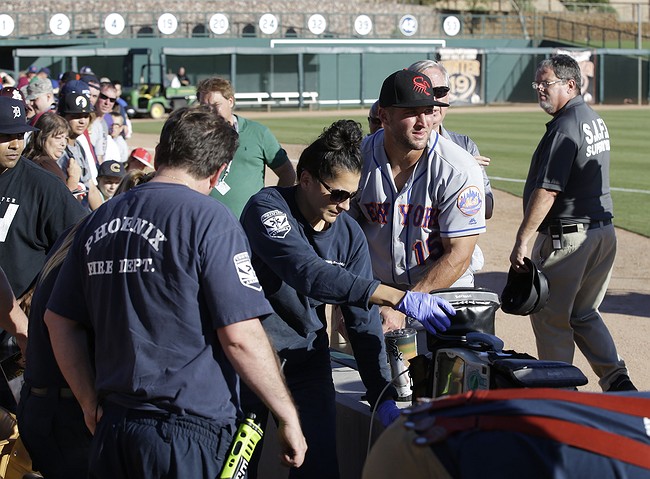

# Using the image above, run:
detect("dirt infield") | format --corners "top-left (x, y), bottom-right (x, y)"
top-left (130, 126), bottom-right (649, 393)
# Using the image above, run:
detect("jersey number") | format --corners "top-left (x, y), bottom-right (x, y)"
top-left (412, 237), bottom-right (443, 265)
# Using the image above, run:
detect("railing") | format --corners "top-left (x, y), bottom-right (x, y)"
top-left (540, 15), bottom-right (650, 47)
top-left (1, 9), bottom-right (648, 47)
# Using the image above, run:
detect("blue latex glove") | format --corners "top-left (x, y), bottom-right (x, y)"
top-left (376, 400), bottom-right (401, 427)
top-left (395, 291), bottom-right (456, 334)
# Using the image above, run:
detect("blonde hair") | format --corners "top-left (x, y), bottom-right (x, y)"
top-left (39, 222), bottom-right (82, 285)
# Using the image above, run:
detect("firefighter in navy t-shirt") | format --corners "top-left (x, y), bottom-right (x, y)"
top-left (45, 106), bottom-right (307, 478)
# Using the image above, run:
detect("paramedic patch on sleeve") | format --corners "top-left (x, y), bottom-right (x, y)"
top-left (233, 252), bottom-right (262, 291)
top-left (457, 186), bottom-right (483, 217)
top-left (261, 209), bottom-right (291, 238)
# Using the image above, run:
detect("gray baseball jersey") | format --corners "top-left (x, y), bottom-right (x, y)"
top-left (351, 130), bottom-right (486, 289)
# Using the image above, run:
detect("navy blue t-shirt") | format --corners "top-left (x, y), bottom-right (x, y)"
top-left (47, 182), bottom-right (273, 422)
top-left (241, 186), bottom-right (394, 405)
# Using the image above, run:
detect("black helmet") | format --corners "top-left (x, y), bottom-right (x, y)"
top-left (501, 257), bottom-right (550, 315)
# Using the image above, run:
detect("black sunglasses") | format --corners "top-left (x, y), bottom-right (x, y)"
top-left (432, 86), bottom-right (450, 98)
top-left (318, 178), bottom-right (358, 203)
top-left (99, 93), bottom-right (117, 103)
top-left (368, 116), bottom-right (382, 126)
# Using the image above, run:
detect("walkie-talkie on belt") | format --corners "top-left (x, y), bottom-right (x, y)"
top-left (219, 413), bottom-right (264, 479)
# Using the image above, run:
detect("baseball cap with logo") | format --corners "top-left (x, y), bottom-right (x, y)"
top-left (128, 148), bottom-right (154, 169)
top-left (97, 160), bottom-right (126, 179)
top-left (27, 66), bottom-right (38, 74)
top-left (58, 80), bottom-right (92, 115)
top-left (0, 97), bottom-right (38, 134)
top-left (0, 87), bottom-right (26, 103)
top-left (379, 69), bottom-right (449, 109)
top-left (58, 91), bottom-right (93, 115)
top-left (25, 77), bottom-right (53, 101)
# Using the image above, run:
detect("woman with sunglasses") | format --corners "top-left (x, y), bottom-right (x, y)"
top-left (239, 120), bottom-right (455, 479)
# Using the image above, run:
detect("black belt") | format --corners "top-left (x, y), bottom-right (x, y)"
top-left (544, 219), bottom-right (612, 235)
top-left (30, 386), bottom-right (75, 399)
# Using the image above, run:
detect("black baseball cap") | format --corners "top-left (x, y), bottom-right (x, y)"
top-left (379, 70), bottom-right (449, 108)
top-left (58, 80), bottom-right (92, 115)
top-left (0, 97), bottom-right (38, 134)
top-left (97, 160), bottom-right (126, 179)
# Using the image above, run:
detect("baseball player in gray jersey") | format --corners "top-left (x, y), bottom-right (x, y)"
top-left (408, 60), bottom-right (494, 282)
top-left (350, 70), bottom-right (486, 331)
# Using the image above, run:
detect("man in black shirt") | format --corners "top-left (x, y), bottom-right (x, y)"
top-left (0, 96), bottom-right (85, 369)
top-left (509, 55), bottom-right (635, 392)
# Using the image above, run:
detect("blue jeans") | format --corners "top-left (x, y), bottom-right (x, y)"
top-left (88, 402), bottom-right (234, 479)
top-left (242, 330), bottom-right (339, 479)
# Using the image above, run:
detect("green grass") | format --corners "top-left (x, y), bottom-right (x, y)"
top-left (132, 108), bottom-right (650, 237)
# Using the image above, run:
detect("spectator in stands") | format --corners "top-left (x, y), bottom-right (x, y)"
top-left (0, 97), bottom-right (86, 407)
top-left (67, 78), bottom-right (100, 175)
top-left (56, 82), bottom-right (102, 210)
top-left (25, 77), bottom-right (54, 127)
top-left (197, 77), bottom-right (296, 218)
top-left (89, 82), bottom-right (117, 163)
top-left (1, 87), bottom-right (33, 139)
top-left (105, 111), bottom-right (128, 163)
top-left (125, 147), bottom-right (154, 172)
top-left (112, 80), bottom-right (132, 139)
top-left (24, 113), bottom-right (81, 192)
top-left (96, 160), bottom-right (126, 202)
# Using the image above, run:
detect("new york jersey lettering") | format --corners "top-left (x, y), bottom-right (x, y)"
top-left (397, 203), bottom-right (439, 228)
top-left (364, 202), bottom-right (390, 225)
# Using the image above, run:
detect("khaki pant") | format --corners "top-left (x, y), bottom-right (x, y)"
top-left (530, 223), bottom-right (628, 390)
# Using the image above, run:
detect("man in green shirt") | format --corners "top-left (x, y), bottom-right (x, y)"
top-left (197, 77), bottom-right (296, 218)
